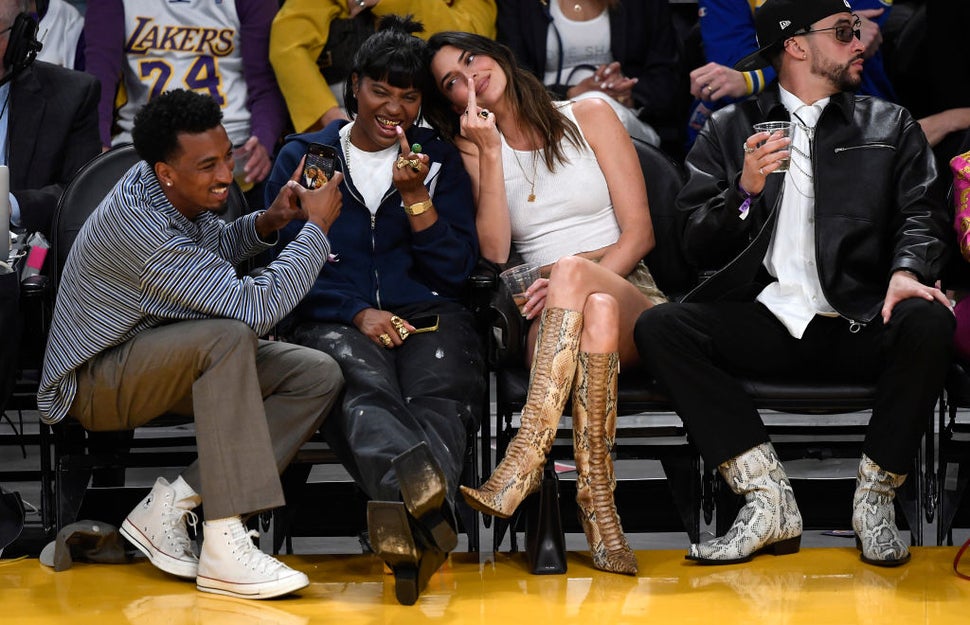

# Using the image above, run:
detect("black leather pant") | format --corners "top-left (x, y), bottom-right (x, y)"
top-left (292, 301), bottom-right (485, 502)
top-left (634, 298), bottom-right (954, 474)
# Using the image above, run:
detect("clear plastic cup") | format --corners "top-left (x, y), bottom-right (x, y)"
top-left (753, 121), bottom-right (793, 172)
top-left (500, 263), bottom-right (540, 316)
top-left (233, 145), bottom-right (254, 192)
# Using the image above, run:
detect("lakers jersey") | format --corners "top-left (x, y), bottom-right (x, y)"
top-left (114, 0), bottom-right (250, 146)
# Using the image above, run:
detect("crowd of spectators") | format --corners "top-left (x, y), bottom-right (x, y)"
top-left (17, 0), bottom-right (962, 176)
top-left (4, 0), bottom-right (970, 602)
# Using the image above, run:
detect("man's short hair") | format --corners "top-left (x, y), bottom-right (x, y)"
top-left (131, 89), bottom-right (223, 166)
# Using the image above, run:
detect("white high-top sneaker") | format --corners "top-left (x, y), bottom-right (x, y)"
top-left (120, 477), bottom-right (200, 579)
top-left (196, 517), bottom-right (309, 599)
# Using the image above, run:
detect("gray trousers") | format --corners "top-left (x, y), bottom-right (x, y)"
top-left (69, 319), bottom-right (343, 519)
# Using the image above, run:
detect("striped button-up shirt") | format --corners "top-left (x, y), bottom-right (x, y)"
top-left (38, 161), bottom-right (330, 424)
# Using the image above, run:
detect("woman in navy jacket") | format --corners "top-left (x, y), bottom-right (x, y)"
top-left (266, 17), bottom-right (483, 606)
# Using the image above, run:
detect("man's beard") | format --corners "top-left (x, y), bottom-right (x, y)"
top-left (810, 52), bottom-right (864, 92)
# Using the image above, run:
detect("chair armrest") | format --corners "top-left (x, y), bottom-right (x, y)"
top-left (20, 274), bottom-right (50, 298)
top-left (463, 258), bottom-right (526, 369)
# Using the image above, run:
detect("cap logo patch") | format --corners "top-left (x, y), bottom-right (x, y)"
top-left (779, 19), bottom-right (792, 29)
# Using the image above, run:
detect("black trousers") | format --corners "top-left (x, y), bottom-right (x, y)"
top-left (0, 272), bottom-right (20, 415)
top-left (634, 298), bottom-right (954, 474)
top-left (292, 301), bottom-right (485, 502)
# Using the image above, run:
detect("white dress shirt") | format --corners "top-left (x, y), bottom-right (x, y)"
top-left (756, 86), bottom-right (837, 338)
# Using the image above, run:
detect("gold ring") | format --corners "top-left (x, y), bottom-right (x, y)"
top-left (390, 315), bottom-right (408, 338)
top-left (379, 333), bottom-right (393, 347)
top-left (742, 142), bottom-right (755, 154)
top-left (395, 157), bottom-right (410, 170)
top-left (478, 109), bottom-right (490, 119)
top-left (705, 85), bottom-right (712, 93)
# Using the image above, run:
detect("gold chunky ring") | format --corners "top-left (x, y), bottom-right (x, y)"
top-left (478, 109), bottom-right (490, 119)
top-left (742, 142), bottom-right (756, 154)
top-left (409, 159), bottom-right (421, 172)
top-left (379, 333), bottom-right (393, 347)
top-left (395, 157), bottom-right (410, 170)
top-left (390, 315), bottom-right (409, 340)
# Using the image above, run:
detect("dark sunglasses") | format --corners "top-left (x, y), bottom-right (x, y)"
top-left (798, 16), bottom-right (862, 44)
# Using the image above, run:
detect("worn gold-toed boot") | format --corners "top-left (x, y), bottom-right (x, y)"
top-left (573, 351), bottom-right (638, 575)
top-left (461, 307), bottom-right (583, 518)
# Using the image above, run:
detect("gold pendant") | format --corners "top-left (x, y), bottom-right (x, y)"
top-left (528, 193), bottom-right (536, 202)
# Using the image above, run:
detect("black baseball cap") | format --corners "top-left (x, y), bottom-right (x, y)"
top-left (734, 0), bottom-right (855, 72)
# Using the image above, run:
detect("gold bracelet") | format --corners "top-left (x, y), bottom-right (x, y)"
top-left (404, 199), bottom-right (433, 216)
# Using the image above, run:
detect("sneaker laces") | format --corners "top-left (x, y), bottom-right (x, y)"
top-left (161, 504), bottom-right (198, 557)
top-left (227, 521), bottom-right (289, 575)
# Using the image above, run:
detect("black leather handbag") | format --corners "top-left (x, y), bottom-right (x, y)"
top-left (525, 466), bottom-right (567, 575)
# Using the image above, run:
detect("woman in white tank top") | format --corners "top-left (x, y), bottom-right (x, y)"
top-left (426, 32), bottom-right (666, 576)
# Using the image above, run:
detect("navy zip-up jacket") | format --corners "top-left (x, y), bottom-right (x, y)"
top-left (266, 121), bottom-right (478, 325)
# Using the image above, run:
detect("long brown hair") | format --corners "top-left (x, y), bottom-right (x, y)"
top-left (423, 31), bottom-right (584, 171)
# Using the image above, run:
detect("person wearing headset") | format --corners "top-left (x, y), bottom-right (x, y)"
top-left (0, 0), bottom-right (99, 426)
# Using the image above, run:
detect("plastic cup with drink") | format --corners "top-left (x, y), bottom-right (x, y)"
top-left (500, 263), bottom-right (540, 317)
top-left (753, 121), bottom-right (793, 173)
top-left (233, 144), bottom-right (254, 192)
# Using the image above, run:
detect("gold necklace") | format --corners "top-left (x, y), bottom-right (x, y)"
top-left (510, 148), bottom-right (538, 202)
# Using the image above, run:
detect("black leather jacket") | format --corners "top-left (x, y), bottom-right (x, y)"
top-left (678, 85), bottom-right (948, 325)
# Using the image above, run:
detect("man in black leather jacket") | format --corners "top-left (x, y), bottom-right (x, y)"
top-left (635, 0), bottom-right (952, 568)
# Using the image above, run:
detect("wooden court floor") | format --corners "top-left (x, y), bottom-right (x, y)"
top-left (2, 546), bottom-right (969, 624)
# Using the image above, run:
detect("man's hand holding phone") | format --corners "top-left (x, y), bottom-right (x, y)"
top-left (260, 158), bottom-right (342, 237)
top-left (287, 163), bottom-right (343, 234)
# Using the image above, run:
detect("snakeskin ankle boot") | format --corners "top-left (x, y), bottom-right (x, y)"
top-left (461, 307), bottom-right (583, 519)
top-left (852, 454), bottom-right (910, 567)
top-left (688, 442), bottom-right (802, 564)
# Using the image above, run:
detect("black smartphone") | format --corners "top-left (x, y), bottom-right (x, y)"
top-left (301, 143), bottom-right (338, 189)
top-left (409, 314), bottom-right (439, 334)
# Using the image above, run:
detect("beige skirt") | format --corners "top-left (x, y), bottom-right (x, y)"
top-left (586, 256), bottom-right (667, 305)
top-left (625, 260), bottom-right (668, 306)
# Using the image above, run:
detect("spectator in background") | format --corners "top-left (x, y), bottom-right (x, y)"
top-left (497, 0), bottom-right (681, 148)
top-left (894, 2), bottom-right (970, 168)
top-left (687, 0), bottom-right (895, 147)
top-left (269, 0), bottom-right (496, 134)
top-left (29, 0), bottom-right (83, 69)
top-left (83, 0), bottom-right (286, 204)
top-left (1, 0), bottom-right (98, 420)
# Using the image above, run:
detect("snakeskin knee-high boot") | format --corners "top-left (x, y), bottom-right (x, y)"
top-left (572, 351), bottom-right (637, 575)
top-left (852, 454), bottom-right (910, 567)
top-left (687, 442), bottom-right (802, 564)
top-left (461, 307), bottom-right (583, 519)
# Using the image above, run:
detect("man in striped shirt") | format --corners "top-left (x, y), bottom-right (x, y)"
top-left (38, 89), bottom-right (344, 600)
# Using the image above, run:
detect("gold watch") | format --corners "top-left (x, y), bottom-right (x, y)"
top-left (404, 199), bottom-right (433, 216)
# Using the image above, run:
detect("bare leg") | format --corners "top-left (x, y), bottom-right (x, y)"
top-left (527, 256), bottom-right (653, 367)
